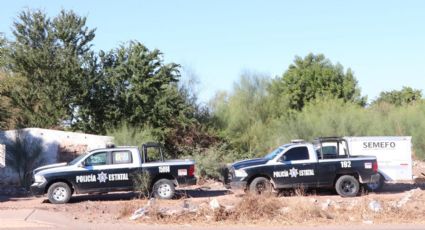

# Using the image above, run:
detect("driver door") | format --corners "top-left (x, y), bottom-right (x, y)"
top-left (273, 146), bottom-right (317, 188)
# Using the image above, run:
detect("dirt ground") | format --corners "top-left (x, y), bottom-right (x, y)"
top-left (1, 161), bottom-right (425, 227)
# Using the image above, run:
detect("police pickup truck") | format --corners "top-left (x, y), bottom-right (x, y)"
top-left (225, 137), bottom-right (380, 197)
top-left (30, 143), bottom-right (196, 204)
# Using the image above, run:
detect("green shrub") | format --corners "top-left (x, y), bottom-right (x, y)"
top-left (132, 170), bottom-right (152, 198)
top-left (189, 144), bottom-right (238, 180)
top-left (106, 123), bottom-right (158, 146)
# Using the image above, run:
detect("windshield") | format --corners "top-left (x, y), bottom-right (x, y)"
top-left (68, 152), bottom-right (89, 165)
top-left (264, 145), bottom-right (290, 160)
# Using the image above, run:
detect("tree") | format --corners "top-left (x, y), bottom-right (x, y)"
top-left (75, 41), bottom-right (194, 135)
top-left (7, 9), bottom-right (95, 128)
top-left (210, 73), bottom-right (274, 157)
top-left (372, 86), bottom-right (422, 106)
top-left (0, 34), bottom-right (17, 129)
top-left (270, 53), bottom-right (366, 111)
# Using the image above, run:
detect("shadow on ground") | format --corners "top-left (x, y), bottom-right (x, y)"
top-left (58, 188), bottom-right (231, 203)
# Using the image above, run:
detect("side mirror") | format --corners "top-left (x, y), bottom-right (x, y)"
top-left (78, 161), bottom-right (85, 168)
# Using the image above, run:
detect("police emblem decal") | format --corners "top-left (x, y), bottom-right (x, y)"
top-left (289, 167), bottom-right (299, 178)
top-left (97, 172), bottom-right (108, 183)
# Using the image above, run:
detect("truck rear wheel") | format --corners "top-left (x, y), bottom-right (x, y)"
top-left (153, 179), bottom-right (175, 199)
top-left (335, 175), bottom-right (359, 197)
top-left (47, 182), bottom-right (72, 204)
top-left (249, 177), bottom-right (272, 195)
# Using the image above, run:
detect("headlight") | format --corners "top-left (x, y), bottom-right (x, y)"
top-left (34, 175), bottom-right (46, 184)
top-left (234, 169), bottom-right (248, 178)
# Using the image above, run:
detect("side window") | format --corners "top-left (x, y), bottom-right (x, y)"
top-left (85, 152), bottom-right (108, 166)
top-left (322, 146), bottom-right (337, 159)
top-left (112, 151), bottom-right (132, 164)
top-left (145, 147), bottom-right (163, 162)
top-left (282, 147), bottom-right (309, 161)
top-left (319, 141), bottom-right (349, 159)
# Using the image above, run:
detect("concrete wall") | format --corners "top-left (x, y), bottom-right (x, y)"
top-left (0, 128), bottom-right (113, 185)
top-left (0, 144), bottom-right (4, 168)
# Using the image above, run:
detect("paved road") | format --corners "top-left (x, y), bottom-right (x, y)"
top-left (1, 209), bottom-right (424, 230)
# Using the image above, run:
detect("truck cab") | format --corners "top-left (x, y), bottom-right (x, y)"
top-left (226, 137), bottom-right (380, 197)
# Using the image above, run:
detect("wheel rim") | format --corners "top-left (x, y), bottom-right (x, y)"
top-left (255, 181), bottom-right (268, 194)
top-left (52, 187), bottom-right (68, 201)
top-left (157, 183), bottom-right (172, 198)
top-left (341, 180), bottom-right (355, 194)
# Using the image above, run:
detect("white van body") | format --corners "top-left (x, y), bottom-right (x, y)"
top-left (344, 136), bottom-right (412, 181)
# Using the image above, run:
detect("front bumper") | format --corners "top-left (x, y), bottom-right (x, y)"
top-left (30, 182), bottom-right (46, 196)
top-left (229, 180), bottom-right (247, 190)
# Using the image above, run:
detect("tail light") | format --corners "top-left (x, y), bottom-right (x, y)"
top-left (188, 165), bottom-right (195, 177)
top-left (372, 161), bottom-right (378, 172)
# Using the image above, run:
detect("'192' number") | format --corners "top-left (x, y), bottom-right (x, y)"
top-left (340, 161), bottom-right (351, 168)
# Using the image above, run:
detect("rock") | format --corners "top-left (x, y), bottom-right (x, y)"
top-left (368, 200), bottom-right (382, 212)
top-left (279, 207), bottom-right (291, 214)
top-left (321, 199), bottom-right (333, 210)
top-left (209, 198), bottom-right (221, 210)
top-left (129, 207), bottom-right (148, 220)
top-left (396, 188), bottom-right (419, 208)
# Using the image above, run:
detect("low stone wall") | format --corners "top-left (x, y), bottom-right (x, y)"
top-left (0, 128), bottom-right (113, 185)
top-left (0, 144), bottom-right (4, 168)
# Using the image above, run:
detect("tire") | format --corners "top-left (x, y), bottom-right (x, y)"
top-left (335, 175), bottom-right (360, 197)
top-left (152, 179), bottom-right (175, 199)
top-left (249, 177), bottom-right (272, 195)
top-left (47, 182), bottom-right (72, 204)
top-left (366, 174), bottom-right (384, 191)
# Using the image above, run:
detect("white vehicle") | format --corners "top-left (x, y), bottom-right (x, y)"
top-left (345, 136), bottom-right (412, 190)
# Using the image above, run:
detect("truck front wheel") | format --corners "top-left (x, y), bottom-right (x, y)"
top-left (47, 182), bottom-right (72, 204)
top-left (249, 177), bottom-right (272, 195)
top-left (153, 179), bottom-right (175, 199)
top-left (335, 175), bottom-right (360, 197)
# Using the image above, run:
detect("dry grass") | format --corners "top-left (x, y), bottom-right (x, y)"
top-left (116, 188), bottom-right (425, 225)
top-left (231, 194), bottom-right (281, 220)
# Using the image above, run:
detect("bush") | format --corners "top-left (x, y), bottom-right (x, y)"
top-left (189, 144), bottom-right (238, 180)
top-left (106, 123), bottom-right (158, 146)
top-left (132, 170), bottom-right (152, 198)
top-left (213, 93), bottom-right (425, 160)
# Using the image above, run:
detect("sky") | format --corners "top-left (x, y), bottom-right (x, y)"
top-left (1, 1), bottom-right (424, 103)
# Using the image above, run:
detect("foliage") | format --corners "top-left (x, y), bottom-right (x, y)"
top-left (75, 41), bottom-right (193, 135)
top-left (6, 9), bottom-right (95, 128)
top-left (372, 86), bottom-right (422, 106)
top-left (106, 123), bottom-right (158, 146)
top-left (211, 73), bottom-right (276, 158)
top-left (4, 130), bottom-right (44, 188)
top-left (270, 53), bottom-right (366, 111)
top-left (132, 170), bottom-right (152, 198)
top-left (0, 33), bottom-right (7, 69)
top-left (189, 144), bottom-right (238, 180)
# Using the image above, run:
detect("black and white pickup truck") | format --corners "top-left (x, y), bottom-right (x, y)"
top-left (30, 143), bottom-right (196, 204)
top-left (224, 137), bottom-right (380, 197)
